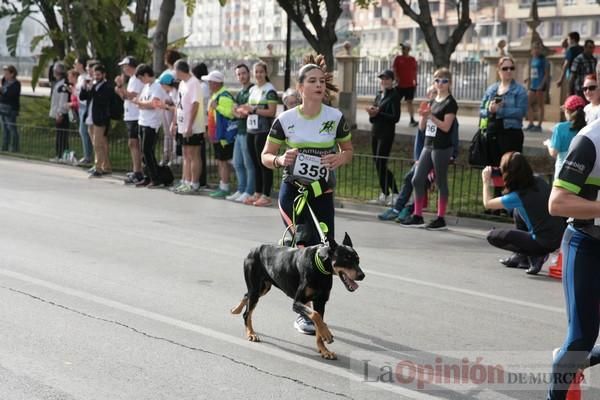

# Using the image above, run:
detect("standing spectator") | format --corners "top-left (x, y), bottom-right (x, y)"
top-left (132, 64), bottom-right (169, 188)
top-left (401, 68), bottom-right (458, 230)
top-left (157, 72), bottom-right (178, 168)
top-left (582, 74), bottom-right (600, 123)
top-left (366, 69), bottom-right (400, 205)
top-left (115, 56), bottom-right (145, 185)
top-left (557, 32), bottom-right (584, 94)
top-left (544, 95), bottom-right (586, 180)
top-left (480, 56), bottom-right (528, 168)
top-left (79, 64), bottom-right (113, 178)
top-left (74, 57), bottom-right (93, 163)
top-left (172, 60), bottom-right (205, 194)
top-left (204, 70), bottom-right (236, 198)
top-left (228, 64), bottom-right (255, 203)
top-left (0, 64), bottom-right (21, 152)
top-left (242, 61), bottom-right (278, 206)
top-left (192, 62), bottom-right (210, 187)
top-left (66, 70), bottom-right (80, 132)
top-left (282, 88), bottom-right (301, 109)
top-left (570, 39), bottom-right (597, 98)
top-left (393, 42), bottom-right (417, 127)
top-left (525, 43), bottom-right (549, 132)
top-left (158, 49), bottom-right (183, 166)
top-left (482, 152), bottom-right (565, 275)
top-left (49, 62), bottom-right (70, 162)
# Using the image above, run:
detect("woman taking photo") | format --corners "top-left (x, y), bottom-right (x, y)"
top-left (480, 56), bottom-right (528, 167)
top-left (401, 68), bottom-right (457, 230)
top-left (367, 69), bottom-right (400, 205)
top-left (0, 64), bottom-right (21, 152)
top-left (241, 61), bottom-right (279, 207)
top-left (261, 60), bottom-right (353, 335)
top-left (482, 152), bottom-right (565, 275)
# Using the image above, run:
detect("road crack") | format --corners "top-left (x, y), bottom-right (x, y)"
top-left (2, 285), bottom-right (354, 399)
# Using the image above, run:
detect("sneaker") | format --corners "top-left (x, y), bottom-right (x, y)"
top-left (386, 194), bottom-right (398, 207)
top-left (235, 193), bottom-right (251, 203)
top-left (88, 170), bottom-right (103, 178)
top-left (209, 189), bottom-right (230, 199)
top-left (293, 315), bottom-right (316, 335)
top-left (378, 208), bottom-right (399, 221)
top-left (176, 184), bottom-right (194, 195)
top-left (78, 158), bottom-right (91, 164)
top-left (399, 214), bottom-right (425, 228)
top-left (394, 207), bottom-right (412, 222)
top-left (524, 123), bottom-right (535, 131)
top-left (500, 253), bottom-right (527, 268)
top-left (87, 166), bottom-right (96, 174)
top-left (525, 254), bottom-right (549, 275)
top-left (226, 191), bottom-right (243, 201)
top-left (425, 217), bottom-right (448, 231)
top-left (368, 192), bottom-right (387, 205)
top-left (254, 195), bottom-right (273, 207)
top-left (135, 178), bottom-right (150, 187)
top-left (409, 120), bottom-right (419, 127)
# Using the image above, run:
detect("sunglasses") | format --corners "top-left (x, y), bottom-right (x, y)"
top-left (501, 66), bottom-right (515, 71)
top-left (434, 78), bottom-right (449, 84)
top-left (583, 85), bottom-right (597, 92)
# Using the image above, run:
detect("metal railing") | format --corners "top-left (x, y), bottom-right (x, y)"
top-left (356, 58), bottom-right (489, 100)
top-left (1, 122), bottom-right (524, 220)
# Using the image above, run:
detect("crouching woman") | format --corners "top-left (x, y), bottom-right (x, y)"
top-left (481, 151), bottom-right (565, 275)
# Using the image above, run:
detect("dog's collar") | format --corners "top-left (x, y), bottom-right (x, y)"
top-left (314, 252), bottom-right (332, 275)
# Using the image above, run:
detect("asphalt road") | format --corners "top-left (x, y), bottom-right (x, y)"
top-left (0, 156), bottom-right (597, 400)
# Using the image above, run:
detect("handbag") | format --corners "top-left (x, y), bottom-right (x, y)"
top-left (468, 128), bottom-right (488, 167)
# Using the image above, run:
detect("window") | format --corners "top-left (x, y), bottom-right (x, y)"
top-left (497, 22), bottom-right (507, 36)
top-left (518, 21), bottom-right (528, 37)
top-left (563, 0), bottom-right (577, 4)
top-left (580, 21), bottom-right (589, 36)
top-left (519, 0), bottom-right (556, 6)
top-left (374, 6), bottom-right (382, 18)
top-left (551, 20), bottom-right (563, 37)
top-left (595, 20), bottom-right (600, 36)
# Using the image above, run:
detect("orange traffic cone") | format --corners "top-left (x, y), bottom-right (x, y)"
top-left (548, 251), bottom-right (563, 280)
top-left (566, 371), bottom-right (584, 400)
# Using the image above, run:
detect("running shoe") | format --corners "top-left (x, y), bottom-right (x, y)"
top-left (425, 217), bottom-right (448, 231)
top-left (399, 215), bottom-right (425, 227)
top-left (235, 193), bottom-right (251, 203)
top-left (225, 191), bottom-right (243, 201)
top-left (378, 208), bottom-right (399, 221)
top-left (524, 123), bottom-right (535, 131)
top-left (146, 182), bottom-right (165, 189)
top-left (500, 253), bottom-right (527, 268)
top-left (135, 178), bottom-right (150, 187)
top-left (394, 207), bottom-right (412, 223)
top-left (89, 170), bottom-right (103, 178)
top-left (294, 315), bottom-right (316, 335)
top-left (209, 189), bottom-right (230, 199)
top-left (409, 120), bottom-right (419, 127)
top-left (525, 254), bottom-right (549, 275)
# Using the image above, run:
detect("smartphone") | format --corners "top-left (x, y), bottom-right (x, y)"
top-left (491, 167), bottom-right (504, 187)
top-left (494, 96), bottom-right (503, 104)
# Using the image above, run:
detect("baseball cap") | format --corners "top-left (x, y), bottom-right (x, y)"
top-left (562, 95), bottom-right (586, 111)
top-left (158, 73), bottom-right (175, 86)
top-left (201, 71), bottom-right (224, 83)
top-left (378, 70), bottom-right (394, 80)
top-left (400, 42), bottom-right (411, 49)
top-left (117, 56), bottom-right (137, 67)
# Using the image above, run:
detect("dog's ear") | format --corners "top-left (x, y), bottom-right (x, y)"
top-left (342, 232), bottom-right (353, 248)
top-left (328, 238), bottom-right (338, 252)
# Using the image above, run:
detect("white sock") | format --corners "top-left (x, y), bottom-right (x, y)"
top-left (191, 182), bottom-right (199, 190)
top-left (222, 183), bottom-right (230, 192)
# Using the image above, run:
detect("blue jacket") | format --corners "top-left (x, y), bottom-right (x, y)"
top-left (479, 80), bottom-right (528, 130)
top-left (414, 119), bottom-right (459, 161)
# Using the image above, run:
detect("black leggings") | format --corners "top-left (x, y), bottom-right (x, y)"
top-left (247, 132), bottom-right (273, 196)
top-left (55, 114), bottom-right (69, 158)
top-left (372, 135), bottom-right (398, 195)
top-left (486, 209), bottom-right (556, 256)
top-left (141, 126), bottom-right (159, 183)
top-left (278, 181), bottom-right (335, 246)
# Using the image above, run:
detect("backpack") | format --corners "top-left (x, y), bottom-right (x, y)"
top-left (109, 87), bottom-right (124, 120)
top-left (213, 90), bottom-right (238, 144)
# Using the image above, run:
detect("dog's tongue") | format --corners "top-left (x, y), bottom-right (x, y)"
top-left (347, 278), bottom-right (359, 291)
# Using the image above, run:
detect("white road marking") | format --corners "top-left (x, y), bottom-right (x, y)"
top-left (364, 269), bottom-right (564, 314)
top-left (0, 268), bottom-right (445, 400)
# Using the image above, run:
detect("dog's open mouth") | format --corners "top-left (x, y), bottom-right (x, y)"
top-left (339, 272), bottom-right (359, 292)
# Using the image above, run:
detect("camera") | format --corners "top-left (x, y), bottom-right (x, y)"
top-left (491, 167), bottom-right (502, 177)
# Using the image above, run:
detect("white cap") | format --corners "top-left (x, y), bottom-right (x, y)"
top-left (117, 56), bottom-right (136, 67)
top-left (201, 70), bottom-right (224, 83)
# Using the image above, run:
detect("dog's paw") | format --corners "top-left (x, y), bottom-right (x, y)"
top-left (318, 326), bottom-right (334, 344)
top-left (247, 333), bottom-right (261, 342)
top-left (319, 349), bottom-right (337, 360)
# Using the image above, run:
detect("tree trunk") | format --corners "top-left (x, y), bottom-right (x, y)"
top-left (152, 0), bottom-right (175, 74)
top-left (36, 0), bottom-right (66, 58)
top-left (134, 0), bottom-right (152, 35)
top-left (276, 0), bottom-right (341, 71)
top-left (394, 0), bottom-right (472, 68)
